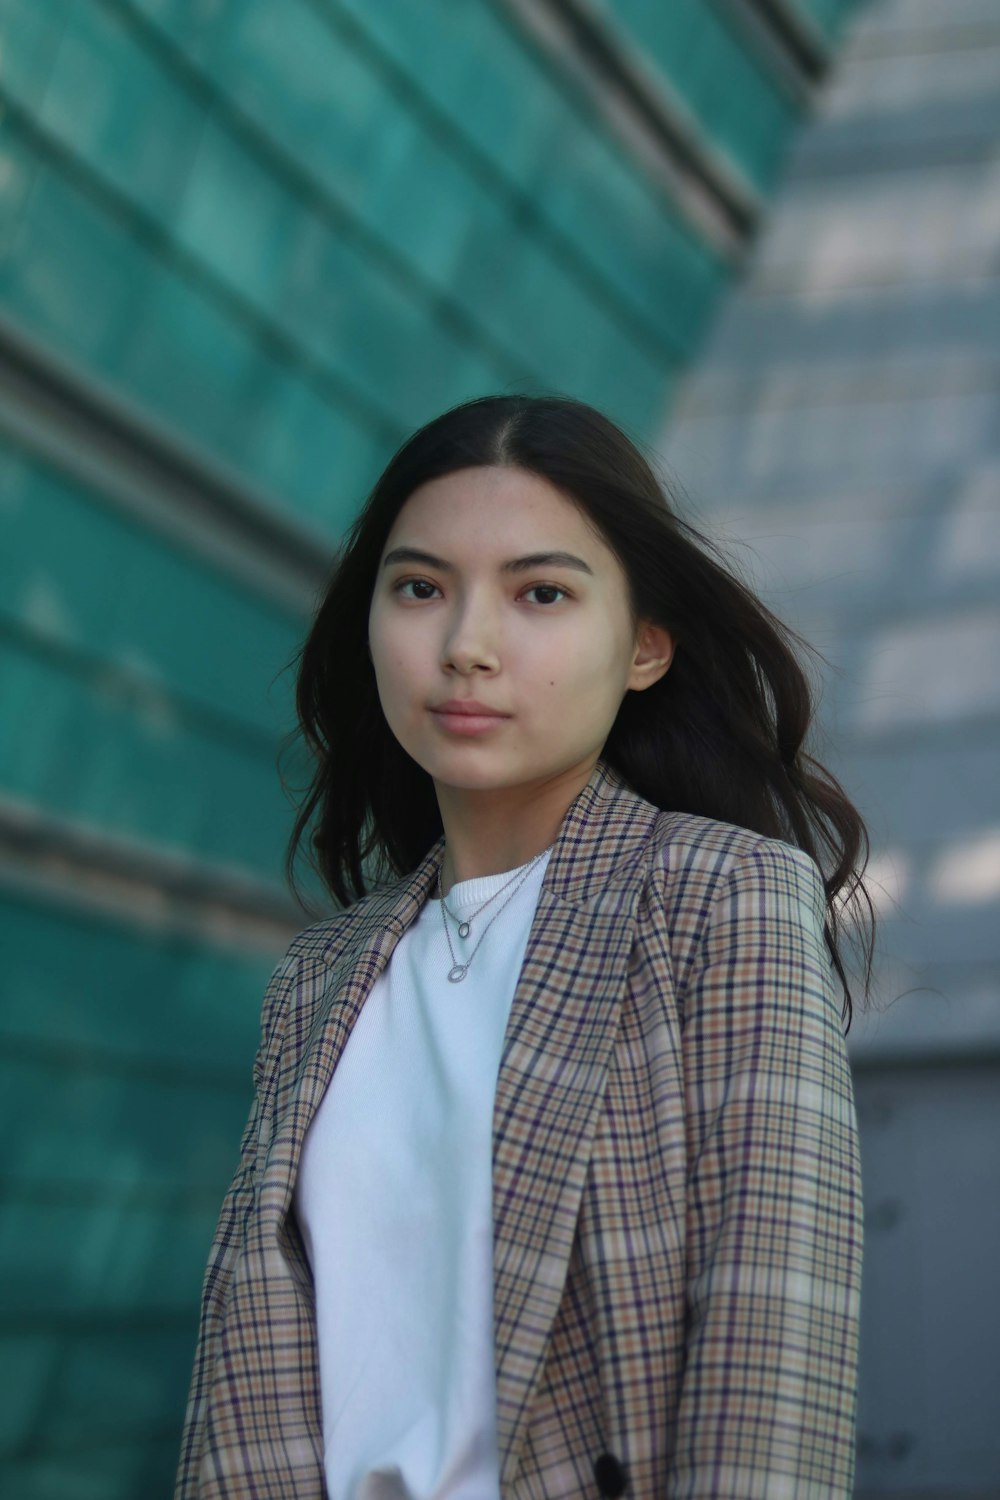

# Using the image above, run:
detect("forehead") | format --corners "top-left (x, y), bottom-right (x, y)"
top-left (386, 466), bottom-right (602, 550)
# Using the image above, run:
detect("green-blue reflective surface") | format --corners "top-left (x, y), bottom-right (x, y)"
top-left (601, 0), bottom-right (799, 192)
top-left (2, 0), bottom-right (711, 476)
top-left (797, 0), bottom-right (870, 43)
top-left (0, 439), bottom-right (303, 873)
top-left (0, 887), bottom-right (275, 1498)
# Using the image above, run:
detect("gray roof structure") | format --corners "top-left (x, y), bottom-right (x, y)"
top-left (658, 0), bottom-right (1000, 1072)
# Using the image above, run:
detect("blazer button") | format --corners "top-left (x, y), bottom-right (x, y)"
top-left (593, 1452), bottom-right (628, 1496)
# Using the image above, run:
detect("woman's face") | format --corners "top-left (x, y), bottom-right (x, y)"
top-left (367, 465), bottom-right (673, 796)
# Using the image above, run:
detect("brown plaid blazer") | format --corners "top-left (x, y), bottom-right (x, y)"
top-left (176, 757), bottom-right (863, 1498)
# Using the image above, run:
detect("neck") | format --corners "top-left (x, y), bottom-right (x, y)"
top-left (435, 757), bottom-right (597, 898)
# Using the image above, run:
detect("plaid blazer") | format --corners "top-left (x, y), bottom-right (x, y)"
top-left (176, 757), bottom-right (863, 1499)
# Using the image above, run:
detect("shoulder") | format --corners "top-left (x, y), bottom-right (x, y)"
top-left (287, 864), bottom-right (418, 959)
top-left (640, 810), bottom-right (828, 979)
top-left (264, 876), bottom-right (405, 980)
top-left (648, 808), bottom-right (825, 908)
top-left (251, 898), bottom-right (372, 1059)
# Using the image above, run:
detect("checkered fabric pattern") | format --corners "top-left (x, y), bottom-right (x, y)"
top-left (175, 757), bottom-right (862, 1498)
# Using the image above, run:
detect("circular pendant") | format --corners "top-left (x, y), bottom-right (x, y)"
top-left (458, 921), bottom-right (471, 939)
top-left (448, 964), bottom-right (468, 983)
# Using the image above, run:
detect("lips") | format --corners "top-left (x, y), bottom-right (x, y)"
top-left (430, 700), bottom-right (509, 717)
top-left (429, 701), bottom-right (511, 736)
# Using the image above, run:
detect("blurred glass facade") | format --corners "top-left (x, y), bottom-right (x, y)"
top-left (1, 1), bottom-right (865, 1494)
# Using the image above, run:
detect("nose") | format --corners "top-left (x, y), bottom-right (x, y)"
top-left (441, 596), bottom-right (500, 674)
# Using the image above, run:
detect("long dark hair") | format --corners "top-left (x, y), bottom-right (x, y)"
top-left (282, 393), bottom-right (875, 1026)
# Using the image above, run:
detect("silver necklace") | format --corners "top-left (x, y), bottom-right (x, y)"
top-left (441, 857), bottom-right (534, 938)
top-left (437, 847), bottom-right (550, 983)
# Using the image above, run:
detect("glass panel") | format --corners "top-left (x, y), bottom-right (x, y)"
top-left (0, 0), bottom-right (70, 110)
top-left (604, 0), bottom-right (799, 191)
top-left (24, 457), bottom-right (296, 723)
top-left (39, 0), bottom-right (204, 224)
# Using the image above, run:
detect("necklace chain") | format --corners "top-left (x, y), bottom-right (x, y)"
top-left (437, 847), bottom-right (550, 982)
top-left (441, 857), bottom-right (532, 937)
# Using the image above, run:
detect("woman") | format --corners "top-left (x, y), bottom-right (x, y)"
top-left (175, 394), bottom-right (873, 1499)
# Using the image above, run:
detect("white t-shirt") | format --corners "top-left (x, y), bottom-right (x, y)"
top-left (294, 846), bottom-right (553, 1500)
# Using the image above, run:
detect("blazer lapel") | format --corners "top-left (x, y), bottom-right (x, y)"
top-left (489, 763), bottom-right (660, 1484)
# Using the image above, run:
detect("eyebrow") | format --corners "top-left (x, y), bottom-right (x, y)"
top-left (380, 546), bottom-right (595, 576)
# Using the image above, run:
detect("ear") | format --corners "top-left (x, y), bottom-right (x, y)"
top-left (626, 619), bottom-right (674, 693)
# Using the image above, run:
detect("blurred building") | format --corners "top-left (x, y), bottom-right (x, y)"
top-left (1, 0), bottom-right (878, 1494)
top-left (659, 0), bottom-right (1000, 1492)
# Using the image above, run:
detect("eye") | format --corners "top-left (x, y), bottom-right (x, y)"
top-left (393, 578), bottom-right (441, 600)
top-left (522, 583), bottom-right (568, 605)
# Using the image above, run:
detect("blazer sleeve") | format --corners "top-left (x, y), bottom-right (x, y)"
top-left (669, 840), bottom-right (863, 1498)
top-left (173, 947), bottom-right (303, 1499)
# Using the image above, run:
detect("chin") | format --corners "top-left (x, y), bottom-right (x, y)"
top-left (429, 759), bottom-right (515, 788)
top-left (421, 746), bottom-right (524, 787)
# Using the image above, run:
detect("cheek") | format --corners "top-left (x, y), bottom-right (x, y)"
top-left (369, 615), bottom-right (426, 712)
top-left (369, 603), bottom-right (407, 666)
top-left (523, 629), bottom-right (622, 705)
top-left (367, 614), bottom-right (393, 691)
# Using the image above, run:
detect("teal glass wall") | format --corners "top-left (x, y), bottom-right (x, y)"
top-left (0, 0), bottom-right (864, 1493)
